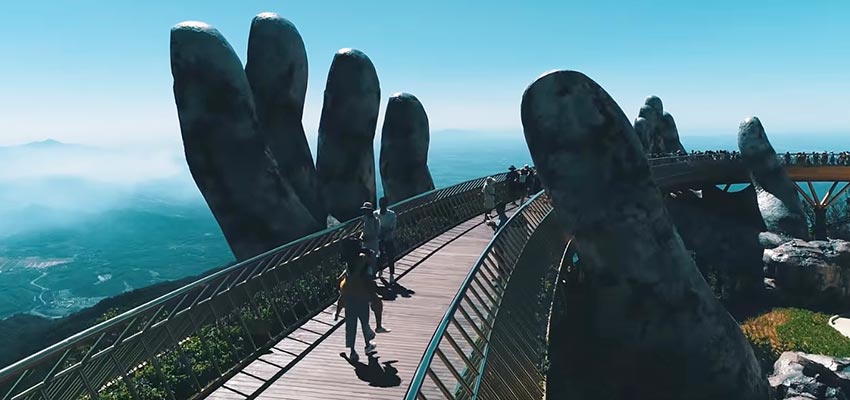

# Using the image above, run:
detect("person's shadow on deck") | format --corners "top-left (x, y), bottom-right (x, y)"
top-left (376, 280), bottom-right (415, 301)
top-left (340, 353), bottom-right (401, 387)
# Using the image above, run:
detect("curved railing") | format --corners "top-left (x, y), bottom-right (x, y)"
top-left (1, 151), bottom-right (848, 400)
top-left (405, 192), bottom-right (566, 400)
top-left (0, 172), bottom-right (518, 400)
top-left (404, 152), bottom-right (850, 400)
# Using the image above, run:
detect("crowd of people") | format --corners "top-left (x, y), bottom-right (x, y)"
top-left (647, 149), bottom-right (850, 166)
top-left (779, 151), bottom-right (850, 166)
top-left (480, 164), bottom-right (541, 232)
top-left (647, 149), bottom-right (742, 161)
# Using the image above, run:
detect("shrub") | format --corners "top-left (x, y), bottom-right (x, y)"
top-left (741, 307), bottom-right (850, 374)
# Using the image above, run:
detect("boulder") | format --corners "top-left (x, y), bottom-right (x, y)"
top-left (170, 21), bottom-right (321, 261)
top-left (379, 93), bottom-right (435, 204)
top-left (738, 117), bottom-right (810, 241)
top-left (770, 352), bottom-right (850, 399)
top-left (666, 185), bottom-right (766, 303)
top-left (764, 239), bottom-right (850, 308)
top-left (520, 70), bottom-right (769, 399)
top-left (245, 13), bottom-right (326, 225)
top-left (316, 48), bottom-right (381, 222)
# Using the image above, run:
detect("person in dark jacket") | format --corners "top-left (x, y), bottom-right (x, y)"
top-left (506, 165), bottom-right (520, 205)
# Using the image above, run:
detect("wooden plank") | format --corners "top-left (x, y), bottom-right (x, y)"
top-left (205, 211), bottom-right (509, 399)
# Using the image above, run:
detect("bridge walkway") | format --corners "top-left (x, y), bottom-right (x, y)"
top-left (206, 209), bottom-right (513, 399)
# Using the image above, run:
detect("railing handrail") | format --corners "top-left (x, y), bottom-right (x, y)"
top-left (404, 189), bottom-right (550, 399)
top-left (2, 150), bottom-right (846, 391)
top-left (0, 171), bottom-right (508, 382)
top-left (402, 151), bottom-right (850, 399)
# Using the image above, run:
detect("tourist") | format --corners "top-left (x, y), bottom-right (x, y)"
top-left (494, 201), bottom-right (508, 230)
top-left (334, 244), bottom-right (377, 362)
top-left (336, 237), bottom-right (363, 288)
top-left (518, 165), bottom-right (529, 202)
top-left (524, 166), bottom-right (536, 198)
top-left (506, 165), bottom-right (520, 205)
top-left (481, 177), bottom-right (496, 221)
top-left (369, 274), bottom-right (391, 333)
top-left (531, 169), bottom-right (543, 194)
top-left (359, 202), bottom-right (381, 277)
top-left (375, 197), bottom-right (397, 284)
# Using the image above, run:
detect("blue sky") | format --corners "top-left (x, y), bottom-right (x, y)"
top-left (0, 1), bottom-right (848, 146)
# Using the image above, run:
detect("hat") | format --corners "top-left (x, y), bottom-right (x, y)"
top-left (508, 165), bottom-right (516, 170)
top-left (523, 164), bottom-right (529, 169)
top-left (360, 202), bottom-right (374, 211)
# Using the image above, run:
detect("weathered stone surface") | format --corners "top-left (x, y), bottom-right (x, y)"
top-left (738, 117), bottom-right (810, 241)
top-left (171, 21), bottom-right (320, 261)
top-left (770, 352), bottom-right (850, 399)
top-left (634, 117), bottom-right (652, 151)
top-left (661, 112), bottom-right (685, 154)
top-left (666, 185), bottom-right (766, 303)
top-left (634, 96), bottom-right (685, 154)
top-left (245, 13), bottom-right (326, 225)
top-left (379, 93), bottom-right (435, 204)
top-left (645, 95), bottom-right (663, 114)
top-left (521, 70), bottom-right (768, 399)
top-left (316, 48), bottom-right (380, 222)
top-left (764, 239), bottom-right (850, 308)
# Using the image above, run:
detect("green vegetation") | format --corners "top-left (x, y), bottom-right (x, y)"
top-left (741, 307), bottom-right (850, 372)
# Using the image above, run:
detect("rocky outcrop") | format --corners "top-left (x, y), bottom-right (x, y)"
top-left (171, 21), bottom-right (321, 260)
top-left (379, 93), bottom-right (435, 204)
top-left (764, 239), bottom-right (850, 308)
top-left (739, 117), bottom-right (810, 243)
top-left (633, 96), bottom-right (685, 154)
top-left (245, 13), bottom-right (326, 225)
top-left (521, 70), bottom-right (768, 399)
top-left (666, 185), bottom-right (766, 303)
top-left (770, 352), bottom-right (850, 399)
top-left (316, 49), bottom-right (381, 222)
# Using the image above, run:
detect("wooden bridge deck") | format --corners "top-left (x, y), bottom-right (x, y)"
top-left (205, 211), bottom-right (508, 399)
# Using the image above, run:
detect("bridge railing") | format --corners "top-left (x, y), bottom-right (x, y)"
top-left (0, 172), bottom-right (517, 400)
top-left (2, 151), bottom-right (840, 400)
top-left (647, 151), bottom-right (850, 168)
top-left (405, 191), bottom-right (567, 400)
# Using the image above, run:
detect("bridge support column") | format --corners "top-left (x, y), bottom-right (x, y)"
top-left (813, 206), bottom-right (828, 240)
top-left (793, 181), bottom-right (850, 241)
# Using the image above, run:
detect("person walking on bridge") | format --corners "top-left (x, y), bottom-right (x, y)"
top-left (335, 241), bottom-right (377, 362)
top-left (481, 177), bottom-right (496, 222)
top-left (518, 165), bottom-right (530, 203)
top-left (359, 202), bottom-right (381, 277)
top-left (506, 165), bottom-right (520, 205)
top-left (375, 197), bottom-right (397, 285)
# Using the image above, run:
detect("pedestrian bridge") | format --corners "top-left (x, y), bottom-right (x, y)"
top-left (2, 153), bottom-right (850, 400)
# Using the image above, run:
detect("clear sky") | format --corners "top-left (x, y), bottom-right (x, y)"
top-left (0, 1), bottom-right (848, 146)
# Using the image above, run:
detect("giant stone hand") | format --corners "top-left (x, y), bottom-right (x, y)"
top-left (171, 17), bottom-right (324, 261)
top-left (172, 14), bottom-right (436, 259)
top-left (521, 70), bottom-right (769, 399)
